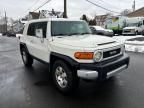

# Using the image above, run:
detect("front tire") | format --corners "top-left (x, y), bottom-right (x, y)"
top-left (21, 47), bottom-right (33, 67)
top-left (52, 60), bottom-right (79, 93)
top-left (135, 31), bottom-right (138, 35)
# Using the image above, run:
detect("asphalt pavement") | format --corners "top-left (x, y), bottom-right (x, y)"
top-left (0, 36), bottom-right (144, 108)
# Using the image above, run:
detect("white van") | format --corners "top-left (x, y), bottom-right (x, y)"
top-left (123, 17), bottom-right (144, 35)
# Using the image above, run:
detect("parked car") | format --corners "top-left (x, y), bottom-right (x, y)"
top-left (7, 32), bottom-right (16, 37)
top-left (2, 32), bottom-right (7, 36)
top-left (19, 18), bottom-right (129, 93)
top-left (90, 26), bottom-right (113, 37)
top-left (123, 25), bottom-right (142, 35)
top-left (122, 17), bottom-right (144, 35)
top-left (1, 32), bottom-right (16, 37)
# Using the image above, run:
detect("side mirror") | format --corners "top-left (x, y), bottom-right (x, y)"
top-left (36, 29), bottom-right (43, 38)
top-left (138, 22), bottom-right (142, 27)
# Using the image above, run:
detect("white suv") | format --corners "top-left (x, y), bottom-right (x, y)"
top-left (19, 18), bottom-right (130, 93)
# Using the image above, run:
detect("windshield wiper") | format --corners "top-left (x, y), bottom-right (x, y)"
top-left (68, 33), bottom-right (91, 36)
top-left (53, 34), bottom-right (68, 36)
top-left (54, 32), bottom-right (91, 37)
top-left (68, 33), bottom-right (81, 36)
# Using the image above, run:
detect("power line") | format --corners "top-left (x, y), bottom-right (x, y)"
top-left (22, 0), bottom-right (42, 17)
top-left (27, 0), bottom-right (41, 11)
top-left (86, 0), bottom-right (120, 14)
top-left (32, 0), bottom-right (52, 12)
top-left (97, 0), bottom-right (121, 10)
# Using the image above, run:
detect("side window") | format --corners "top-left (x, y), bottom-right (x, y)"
top-left (36, 22), bottom-right (47, 38)
top-left (90, 27), bottom-right (96, 33)
top-left (27, 22), bottom-right (47, 38)
top-left (27, 23), bottom-right (36, 36)
top-left (143, 20), bottom-right (144, 25)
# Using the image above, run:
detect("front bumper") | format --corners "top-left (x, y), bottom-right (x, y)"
top-left (77, 54), bottom-right (129, 80)
top-left (104, 32), bottom-right (114, 37)
top-left (122, 32), bottom-right (135, 35)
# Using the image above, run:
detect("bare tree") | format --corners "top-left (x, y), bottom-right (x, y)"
top-left (89, 19), bottom-right (96, 25)
top-left (121, 9), bottom-right (132, 16)
top-left (9, 18), bottom-right (15, 32)
top-left (80, 14), bottom-right (88, 22)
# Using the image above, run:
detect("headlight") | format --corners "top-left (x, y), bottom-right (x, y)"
top-left (93, 50), bottom-right (103, 62)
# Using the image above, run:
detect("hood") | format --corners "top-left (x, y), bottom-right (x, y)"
top-left (123, 26), bottom-right (137, 30)
top-left (52, 35), bottom-right (117, 48)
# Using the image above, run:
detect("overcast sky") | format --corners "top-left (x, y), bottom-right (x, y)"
top-left (0, 0), bottom-right (144, 19)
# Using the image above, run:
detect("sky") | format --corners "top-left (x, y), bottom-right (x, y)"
top-left (0, 0), bottom-right (144, 19)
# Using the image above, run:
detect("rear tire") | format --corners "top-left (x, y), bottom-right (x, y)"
top-left (21, 47), bottom-right (33, 67)
top-left (52, 60), bottom-right (79, 94)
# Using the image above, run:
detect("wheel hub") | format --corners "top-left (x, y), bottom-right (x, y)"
top-left (55, 66), bottom-right (68, 88)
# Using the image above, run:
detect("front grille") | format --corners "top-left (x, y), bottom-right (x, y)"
top-left (123, 29), bottom-right (131, 33)
top-left (124, 30), bottom-right (131, 33)
top-left (103, 48), bottom-right (121, 58)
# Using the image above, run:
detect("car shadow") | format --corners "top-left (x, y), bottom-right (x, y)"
top-left (21, 61), bottom-right (124, 108)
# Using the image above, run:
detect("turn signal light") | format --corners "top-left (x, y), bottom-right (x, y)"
top-left (74, 52), bottom-right (93, 59)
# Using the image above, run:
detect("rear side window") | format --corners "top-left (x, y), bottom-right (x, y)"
top-left (27, 23), bottom-right (36, 36)
top-left (27, 22), bottom-right (47, 38)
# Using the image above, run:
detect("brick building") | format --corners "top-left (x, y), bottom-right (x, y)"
top-left (95, 14), bottom-right (109, 27)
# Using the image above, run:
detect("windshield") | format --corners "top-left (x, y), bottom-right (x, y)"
top-left (127, 23), bottom-right (139, 27)
top-left (51, 21), bottom-right (91, 36)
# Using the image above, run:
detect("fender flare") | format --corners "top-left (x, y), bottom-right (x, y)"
top-left (50, 52), bottom-right (79, 71)
top-left (20, 42), bottom-right (29, 54)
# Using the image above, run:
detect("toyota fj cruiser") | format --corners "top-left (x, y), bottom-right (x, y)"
top-left (19, 18), bottom-right (129, 93)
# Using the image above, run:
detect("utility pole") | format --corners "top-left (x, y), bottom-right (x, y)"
top-left (132, 0), bottom-right (135, 12)
top-left (63, 0), bottom-right (67, 18)
top-left (4, 11), bottom-right (7, 33)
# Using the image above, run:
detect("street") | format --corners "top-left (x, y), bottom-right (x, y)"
top-left (0, 36), bottom-right (144, 108)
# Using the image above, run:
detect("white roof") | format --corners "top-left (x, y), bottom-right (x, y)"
top-left (28, 18), bottom-right (83, 23)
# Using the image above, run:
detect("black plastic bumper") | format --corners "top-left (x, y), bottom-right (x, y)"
top-left (77, 54), bottom-right (130, 80)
